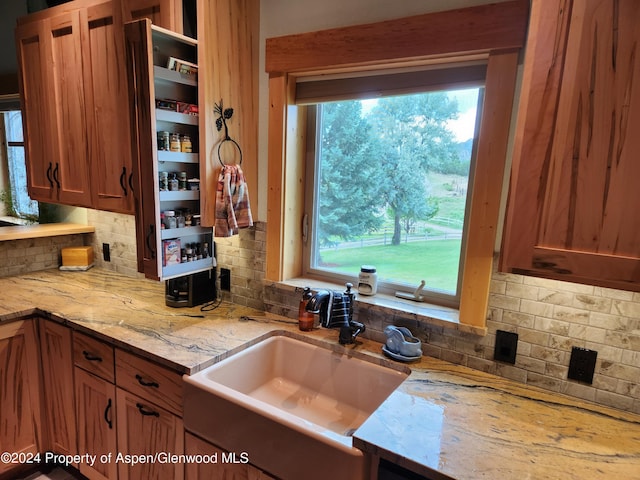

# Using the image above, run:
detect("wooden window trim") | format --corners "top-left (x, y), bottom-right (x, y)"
top-left (265, 1), bottom-right (528, 331)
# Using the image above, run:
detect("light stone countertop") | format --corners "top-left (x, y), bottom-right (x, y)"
top-left (1, 268), bottom-right (639, 480)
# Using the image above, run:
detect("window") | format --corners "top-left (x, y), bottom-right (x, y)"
top-left (304, 84), bottom-right (483, 307)
top-left (2, 110), bottom-right (38, 220)
top-left (265, 2), bottom-right (527, 331)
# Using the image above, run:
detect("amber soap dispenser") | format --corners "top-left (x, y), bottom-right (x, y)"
top-left (298, 287), bottom-right (315, 331)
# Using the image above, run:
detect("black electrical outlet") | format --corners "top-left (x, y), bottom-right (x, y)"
top-left (568, 347), bottom-right (597, 384)
top-left (494, 330), bottom-right (518, 364)
top-left (220, 268), bottom-right (231, 291)
top-left (102, 243), bottom-right (110, 262)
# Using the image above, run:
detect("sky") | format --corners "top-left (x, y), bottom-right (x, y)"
top-left (360, 88), bottom-right (480, 143)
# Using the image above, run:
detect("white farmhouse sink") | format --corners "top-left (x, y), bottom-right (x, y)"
top-left (183, 334), bottom-right (408, 480)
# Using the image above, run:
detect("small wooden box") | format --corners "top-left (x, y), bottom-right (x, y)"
top-left (61, 246), bottom-right (94, 267)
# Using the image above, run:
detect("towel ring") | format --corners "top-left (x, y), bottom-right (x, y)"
top-left (217, 136), bottom-right (243, 167)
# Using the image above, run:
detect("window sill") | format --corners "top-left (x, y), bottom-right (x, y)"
top-left (278, 277), bottom-right (488, 336)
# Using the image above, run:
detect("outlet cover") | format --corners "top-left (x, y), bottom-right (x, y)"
top-left (494, 330), bottom-right (518, 364)
top-left (568, 347), bottom-right (597, 384)
top-left (220, 268), bottom-right (231, 291)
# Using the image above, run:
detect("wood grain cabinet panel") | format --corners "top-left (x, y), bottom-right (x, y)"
top-left (0, 320), bottom-right (44, 478)
top-left (83, 1), bottom-right (135, 214)
top-left (120, 0), bottom-right (182, 33)
top-left (75, 368), bottom-right (118, 480)
top-left (15, 21), bottom-right (55, 203)
top-left (501, 0), bottom-right (640, 291)
top-left (73, 330), bottom-right (116, 384)
top-left (46, 10), bottom-right (93, 207)
top-left (116, 387), bottom-right (184, 480)
top-left (39, 320), bottom-right (77, 461)
top-left (115, 349), bottom-right (183, 416)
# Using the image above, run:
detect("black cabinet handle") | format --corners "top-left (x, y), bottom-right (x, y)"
top-left (136, 403), bottom-right (159, 417)
top-left (119, 166), bottom-right (128, 196)
top-left (135, 374), bottom-right (159, 388)
top-left (146, 224), bottom-right (156, 259)
top-left (52, 162), bottom-right (61, 189)
top-left (82, 350), bottom-right (103, 362)
top-left (46, 162), bottom-right (54, 187)
top-left (104, 398), bottom-right (113, 429)
top-left (128, 172), bottom-right (134, 194)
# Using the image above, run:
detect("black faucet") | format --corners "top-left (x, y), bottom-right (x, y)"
top-left (305, 283), bottom-right (366, 345)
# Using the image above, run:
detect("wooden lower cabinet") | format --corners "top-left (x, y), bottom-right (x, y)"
top-left (75, 368), bottom-right (118, 480)
top-left (0, 319), bottom-right (44, 478)
top-left (116, 388), bottom-right (184, 480)
top-left (184, 433), bottom-right (276, 480)
top-left (39, 320), bottom-right (77, 460)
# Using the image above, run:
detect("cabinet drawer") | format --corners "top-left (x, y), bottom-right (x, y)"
top-left (73, 331), bottom-right (115, 383)
top-left (115, 349), bottom-right (182, 416)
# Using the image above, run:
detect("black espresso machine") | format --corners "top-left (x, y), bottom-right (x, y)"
top-left (165, 268), bottom-right (216, 307)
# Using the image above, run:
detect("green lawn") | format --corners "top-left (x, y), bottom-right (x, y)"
top-left (319, 239), bottom-right (461, 293)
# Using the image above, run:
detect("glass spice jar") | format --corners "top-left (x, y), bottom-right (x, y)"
top-left (164, 210), bottom-right (176, 229)
top-left (181, 134), bottom-right (192, 153)
top-left (159, 171), bottom-right (168, 191)
top-left (169, 133), bottom-right (181, 152)
top-left (168, 173), bottom-right (179, 191)
top-left (178, 171), bottom-right (188, 191)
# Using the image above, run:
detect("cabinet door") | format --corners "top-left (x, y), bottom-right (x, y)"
top-left (120, 0), bottom-right (182, 33)
top-left (39, 320), bottom-right (77, 460)
top-left (185, 433), bottom-right (276, 480)
top-left (501, 0), bottom-right (640, 291)
top-left (76, 368), bottom-right (117, 480)
top-left (116, 388), bottom-right (184, 480)
top-left (15, 21), bottom-right (55, 202)
top-left (82, 1), bottom-right (135, 214)
top-left (45, 11), bottom-right (92, 207)
top-left (0, 320), bottom-right (44, 477)
top-left (124, 20), bottom-right (159, 278)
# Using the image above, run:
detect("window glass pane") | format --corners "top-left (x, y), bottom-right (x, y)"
top-left (3, 111), bottom-right (38, 219)
top-left (310, 89), bottom-right (481, 299)
top-left (5, 110), bottom-right (24, 142)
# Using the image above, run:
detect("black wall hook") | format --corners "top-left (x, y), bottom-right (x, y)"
top-left (215, 99), bottom-right (243, 167)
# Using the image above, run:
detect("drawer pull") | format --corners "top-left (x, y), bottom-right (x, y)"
top-left (104, 398), bottom-right (113, 429)
top-left (135, 374), bottom-right (159, 388)
top-left (136, 403), bottom-right (159, 417)
top-left (82, 350), bottom-right (103, 362)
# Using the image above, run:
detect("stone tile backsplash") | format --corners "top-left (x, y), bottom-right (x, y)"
top-left (214, 222), bottom-right (266, 311)
top-left (86, 210), bottom-right (140, 278)
top-left (0, 234), bottom-right (89, 277)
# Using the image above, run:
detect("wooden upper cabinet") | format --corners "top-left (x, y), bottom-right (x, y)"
top-left (46, 10), bottom-right (93, 207)
top-left (15, 21), bottom-right (56, 203)
top-left (501, 0), bottom-right (640, 291)
top-left (120, 0), bottom-right (183, 33)
top-left (16, 0), bottom-right (190, 214)
top-left (82, 1), bottom-right (134, 213)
